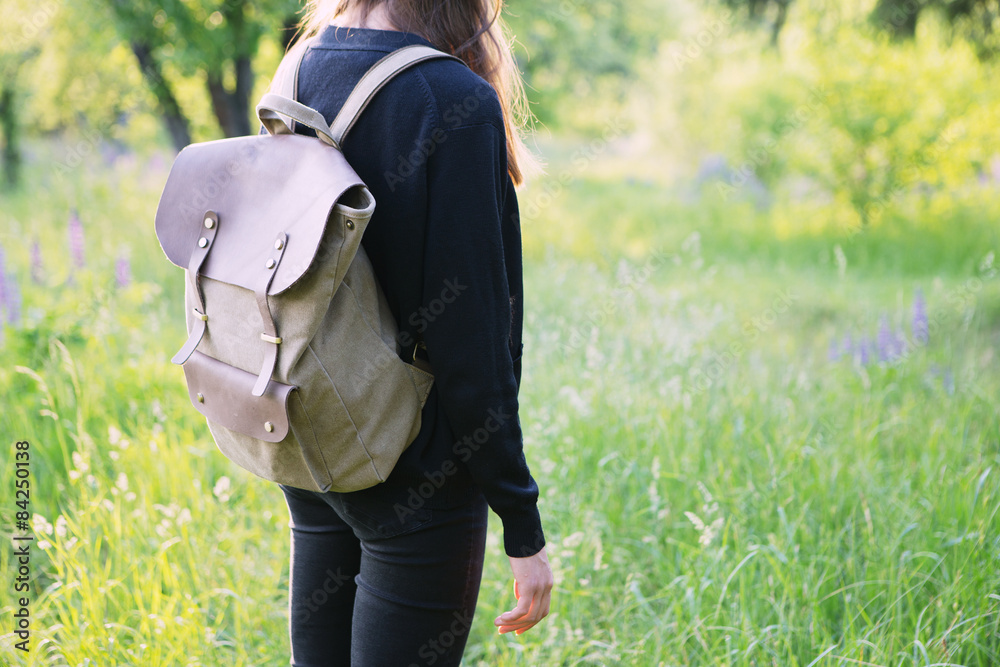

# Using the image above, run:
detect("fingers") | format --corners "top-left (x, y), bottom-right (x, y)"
top-left (495, 590), bottom-right (532, 631)
top-left (494, 578), bottom-right (552, 635)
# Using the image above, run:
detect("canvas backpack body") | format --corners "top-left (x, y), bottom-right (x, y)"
top-left (154, 41), bottom-right (462, 493)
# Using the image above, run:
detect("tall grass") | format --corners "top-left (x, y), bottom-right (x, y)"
top-left (1, 138), bottom-right (998, 665)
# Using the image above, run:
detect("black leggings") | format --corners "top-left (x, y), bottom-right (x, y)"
top-left (279, 482), bottom-right (489, 666)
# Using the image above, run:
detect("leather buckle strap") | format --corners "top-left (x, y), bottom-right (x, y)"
top-left (172, 211), bottom-right (220, 365)
top-left (252, 232), bottom-right (289, 397)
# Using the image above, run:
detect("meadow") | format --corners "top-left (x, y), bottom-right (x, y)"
top-left (0, 123), bottom-right (998, 666)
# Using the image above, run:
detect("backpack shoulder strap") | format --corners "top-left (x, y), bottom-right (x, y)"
top-left (265, 37), bottom-right (315, 135)
top-left (328, 45), bottom-right (465, 147)
top-left (267, 40), bottom-right (463, 146)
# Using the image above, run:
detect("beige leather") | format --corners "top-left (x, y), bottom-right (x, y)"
top-left (154, 40), bottom-right (458, 492)
top-left (155, 135), bottom-right (365, 296)
top-left (327, 45), bottom-right (463, 147)
top-left (257, 93), bottom-right (340, 147)
top-left (183, 350), bottom-right (295, 442)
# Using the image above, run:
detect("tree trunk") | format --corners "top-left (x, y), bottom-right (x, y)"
top-left (206, 67), bottom-right (252, 138)
top-left (0, 85), bottom-right (20, 189)
top-left (205, 0), bottom-right (254, 138)
top-left (234, 54), bottom-right (253, 135)
top-left (129, 40), bottom-right (192, 151)
top-left (872, 0), bottom-right (923, 39)
top-left (281, 14), bottom-right (301, 51)
top-left (770, 0), bottom-right (790, 49)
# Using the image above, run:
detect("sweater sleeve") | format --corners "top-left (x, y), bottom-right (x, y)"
top-left (419, 120), bottom-right (545, 558)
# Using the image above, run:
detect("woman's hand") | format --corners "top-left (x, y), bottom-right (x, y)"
top-left (494, 546), bottom-right (553, 635)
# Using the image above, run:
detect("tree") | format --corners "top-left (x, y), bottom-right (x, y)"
top-left (0, 0), bottom-right (52, 188)
top-left (871, 0), bottom-right (1000, 59)
top-left (100, 0), bottom-right (300, 151)
top-left (504, 0), bottom-right (674, 126)
top-left (718, 0), bottom-right (795, 48)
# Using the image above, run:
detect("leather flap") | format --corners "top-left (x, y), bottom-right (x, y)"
top-left (183, 350), bottom-right (296, 443)
top-left (154, 133), bottom-right (373, 295)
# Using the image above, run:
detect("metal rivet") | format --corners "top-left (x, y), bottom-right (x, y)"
top-left (274, 239), bottom-right (284, 250)
top-left (264, 421), bottom-right (274, 433)
top-left (204, 217), bottom-right (215, 229)
top-left (198, 237), bottom-right (208, 248)
top-left (346, 220), bottom-right (355, 230)
top-left (196, 393), bottom-right (205, 403)
top-left (266, 258), bottom-right (276, 269)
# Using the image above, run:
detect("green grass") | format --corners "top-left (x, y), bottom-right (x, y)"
top-left (1, 139), bottom-right (998, 665)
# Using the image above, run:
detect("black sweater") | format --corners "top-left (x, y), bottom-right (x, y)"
top-left (285, 26), bottom-right (544, 558)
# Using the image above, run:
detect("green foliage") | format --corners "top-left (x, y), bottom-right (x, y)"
top-left (872, 0), bottom-right (1000, 59)
top-left (717, 0), bottom-right (794, 46)
top-left (655, 0), bottom-right (1000, 234)
top-left (504, 0), bottom-right (678, 129)
top-left (803, 26), bottom-right (994, 227)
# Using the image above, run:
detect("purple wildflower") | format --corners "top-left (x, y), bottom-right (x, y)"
top-left (828, 339), bottom-right (841, 361)
top-left (912, 289), bottom-right (928, 345)
top-left (68, 209), bottom-right (85, 269)
top-left (842, 333), bottom-right (853, 359)
top-left (4, 272), bottom-right (21, 326)
top-left (859, 337), bottom-right (871, 365)
top-left (0, 246), bottom-right (7, 323)
top-left (116, 254), bottom-right (131, 288)
top-left (30, 238), bottom-right (44, 284)
top-left (877, 315), bottom-right (893, 361)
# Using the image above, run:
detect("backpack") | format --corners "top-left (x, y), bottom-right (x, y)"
top-left (154, 39), bottom-right (462, 493)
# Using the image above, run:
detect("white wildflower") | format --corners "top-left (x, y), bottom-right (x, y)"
top-left (32, 514), bottom-right (54, 536)
top-left (213, 476), bottom-right (232, 502)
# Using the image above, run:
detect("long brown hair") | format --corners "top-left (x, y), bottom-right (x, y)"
top-left (296, 0), bottom-right (539, 185)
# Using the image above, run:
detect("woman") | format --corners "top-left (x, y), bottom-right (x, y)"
top-left (274, 1), bottom-right (553, 664)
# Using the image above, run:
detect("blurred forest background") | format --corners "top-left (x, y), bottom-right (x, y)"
top-left (2, 0), bottom-right (1000, 665)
